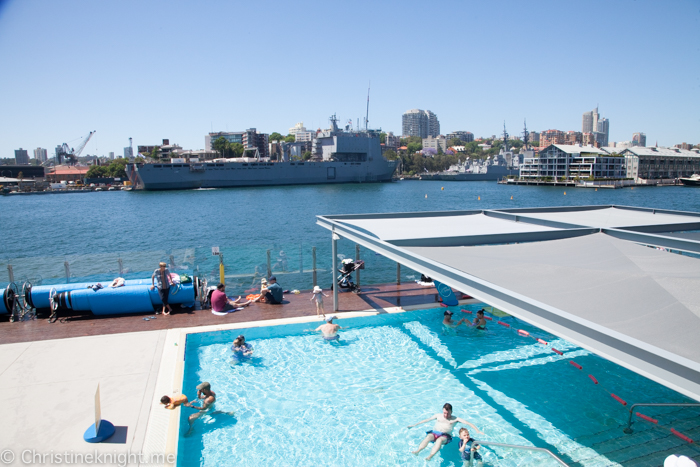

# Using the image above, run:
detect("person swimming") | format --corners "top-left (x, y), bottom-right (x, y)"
top-left (231, 335), bottom-right (253, 357)
top-left (408, 403), bottom-right (483, 461)
top-left (315, 315), bottom-right (342, 340)
top-left (443, 310), bottom-right (466, 328)
top-left (471, 309), bottom-right (487, 330)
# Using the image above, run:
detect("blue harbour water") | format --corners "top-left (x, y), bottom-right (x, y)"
top-left (1, 182), bottom-right (698, 295)
top-left (179, 307), bottom-right (700, 466)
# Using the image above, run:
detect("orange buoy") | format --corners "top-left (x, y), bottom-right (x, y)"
top-left (564, 191), bottom-right (566, 195)
top-left (441, 187), bottom-right (444, 190)
top-left (478, 196), bottom-right (481, 200)
top-left (510, 195), bottom-right (513, 200)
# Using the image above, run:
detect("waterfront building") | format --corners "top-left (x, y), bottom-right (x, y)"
top-left (243, 128), bottom-right (269, 159)
top-left (632, 132), bottom-right (646, 147)
top-left (45, 165), bottom-right (90, 183)
top-left (519, 144), bottom-right (623, 181)
top-left (384, 131), bottom-right (400, 150)
top-left (402, 109), bottom-right (440, 138)
top-left (33, 147), bottom-right (48, 162)
top-left (540, 129), bottom-right (566, 147)
top-left (621, 147), bottom-right (700, 180)
top-left (205, 131), bottom-right (244, 151)
top-left (446, 131), bottom-right (474, 143)
top-left (288, 123), bottom-right (315, 142)
top-left (422, 135), bottom-right (447, 153)
top-left (14, 148), bottom-right (29, 165)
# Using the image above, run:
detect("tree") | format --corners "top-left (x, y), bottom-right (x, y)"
top-left (86, 165), bottom-right (108, 178)
top-left (302, 151), bottom-right (312, 160)
top-left (212, 137), bottom-right (228, 157)
top-left (407, 142), bottom-right (422, 154)
top-left (150, 146), bottom-right (160, 160)
top-left (448, 138), bottom-right (463, 147)
top-left (383, 149), bottom-right (398, 160)
top-left (269, 132), bottom-right (284, 142)
top-left (379, 133), bottom-right (387, 144)
top-left (230, 143), bottom-right (244, 158)
top-left (284, 134), bottom-right (296, 143)
top-left (106, 158), bottom-right (128, 179)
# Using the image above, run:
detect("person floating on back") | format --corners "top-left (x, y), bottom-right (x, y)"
top-left (310, 285), bottom-right (329, 318)
top-left (408, 403), bottom-right (482, 461)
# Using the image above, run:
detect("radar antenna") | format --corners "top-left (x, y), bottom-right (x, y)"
top-left (522, 119), bottom-right (529, 149)
top-left (365, 81), bottom-right (370, 131)
top-left (502, 121), bottom-right (509, 152)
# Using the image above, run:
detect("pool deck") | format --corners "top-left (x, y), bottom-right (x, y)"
top-left (0, 282), bottom-right (446, 345)
top-left (0, 283), bottom-right (449, 467)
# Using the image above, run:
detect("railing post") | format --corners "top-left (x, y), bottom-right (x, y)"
top-left (118, 258), bottom-right (123, 276)
top-left (396, 263), bottom-right (401, 285)
top-left (312, 247), bottom-right (317, 287)
top-left (332, 233), bottom-right (339, 311)
top-left (355, 244), bottom-right (361, 288)
top-left (266, 249), bottom-right (271, 279)
top-left (7, 264), bottom-right (14, 283)
top-left (64, 261), bottom-right (71, 282)
top-left (299, 244), bottom-right (302, 276)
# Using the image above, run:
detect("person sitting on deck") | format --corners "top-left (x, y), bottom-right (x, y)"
top-left (315, 315), bottom-right (342, 341)
top-left (211, 284), bottom-right (252, 313)
top-left (443, 310), bottom-right (465, 328)
top-left (408, 403), bottom-right (482, 461)
top-left (471, 309), bottom-right (487, 330)
top-left (254, 276), bottom-right (283, 304)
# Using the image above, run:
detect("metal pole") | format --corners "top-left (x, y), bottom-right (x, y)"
top-left (7, 264), bottom-right (14, 283)
top-left (624, 403), bottom-right (700, 434)
top-left (332, 233), bottom-right (339, 311)
top-left (64, 261), bottom-right (71, 282)
top-left (266, 249), bottom-right (272, 279)
top-left (219, 253), bottom-right (225, 286)
top-left (118, 258), bottom-right (123, 276)
top-left (312, 246), bottom-right (317, 287)
top-left (355, 244), bottom-right (361, 288)
top-left (396, 262), bottom-right (401, 285)
top-left (299, 244), bottom-right (302, 275)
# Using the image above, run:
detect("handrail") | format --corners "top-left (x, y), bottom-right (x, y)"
top-left (472, 440), bottom-right (569, 466)
top-left (624, 403), bottom-right (700, 434)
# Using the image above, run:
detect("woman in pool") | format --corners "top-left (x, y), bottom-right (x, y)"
top-left (471, 309), bottom-right (487, 330)
top-left (231, 335), bottom-right (253, 357)
top-left (408, 403), bottom-right (482, 461)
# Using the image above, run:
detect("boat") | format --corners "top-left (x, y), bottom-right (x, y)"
top-left (679, 174), bottom-right (700, 186)
top-left (421, 152), bottom-right (519, 181)
top-left (126, 115), bottom-right (398, 191)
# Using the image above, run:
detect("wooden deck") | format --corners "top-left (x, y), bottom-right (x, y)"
top-left (0, 282), bottom-right (446, 344)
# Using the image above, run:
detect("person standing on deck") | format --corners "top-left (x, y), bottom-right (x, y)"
top-left (310, 285), bottom-right (329, 317)
top-left (151, 262), bottom-right (173, 315)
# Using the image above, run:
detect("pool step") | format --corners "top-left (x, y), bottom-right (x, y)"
top-left (565, 418), bottom-right (700, 466)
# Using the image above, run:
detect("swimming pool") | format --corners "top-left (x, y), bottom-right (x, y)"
top-left (177, 307), bottom-right (700, 466)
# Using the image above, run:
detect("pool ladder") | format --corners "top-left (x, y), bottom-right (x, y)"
top-left (470, 440), bottom-right (569, 466)
top-left (623, 402), bottom-right (700, 434)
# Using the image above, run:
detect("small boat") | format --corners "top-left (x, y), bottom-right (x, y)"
top-left (679, 174), bottom-right (700, 186)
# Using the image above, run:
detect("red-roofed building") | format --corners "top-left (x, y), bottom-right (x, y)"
top-left (46, 166), bottom-right (90, 182)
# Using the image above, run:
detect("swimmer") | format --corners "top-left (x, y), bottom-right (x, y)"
top-left (188, 382), bottom-right (216, 427)
top-left (471, 309), bottom-right (487, 330)
top-left (160, 393), bottom-right (190, 410)
top-left (458, 427), bottom-right (483, 466)
top-left (315, 315), bottom-right (342, 341)
top-left (231, 335), bottom-right (253, 357)
top-left (443, 310), bottom-right (465, 328)
top-left (408, 403), bottom-right (482, 461)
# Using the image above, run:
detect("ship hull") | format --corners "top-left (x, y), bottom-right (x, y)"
top-left (421, 167), bottom-right (519, 181)
top-left (127, 160), bottom-right (398, 191)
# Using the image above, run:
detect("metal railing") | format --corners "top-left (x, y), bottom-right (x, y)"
top-left (624, 403), bottom-right (700, 434)
top-left (471, 440), bottom-right (569, 466)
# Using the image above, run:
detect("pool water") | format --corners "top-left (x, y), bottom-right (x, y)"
top-left (177, 307), bottom-right (699, 466)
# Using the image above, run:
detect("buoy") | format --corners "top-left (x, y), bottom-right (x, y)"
top-left (497, 321), bottom-right (510, 328)
top-left (536, 338), bottom-right (548, 345)
top-left (564, 191), bottom-right (566, 195)
top-left (425, 194), bottom-right (428, 198)
top-left (569, 361), bottom-right (582, 370)
top-left (671, 429), bottom-right (693, 443)
top-left (552, 348), bottom-right (563, 355)
top-left (588, 374), bottom-right (598, 384)
top-left (610, 393), bottom-right (627, 406)
top-left (461, 309), bottom-right (472, 314)
top-left (478, 196), bottom-right (481, 200)
top-left (510, 195), bottom-right (513, 200)
top-left (635, 412), bottom-right (658, 424)
top-left (517, 329), bottom-right (529, 337)
top-left (595, 188), bottom-right (598, 191)
top-left (483, 316), bottom-right (493, 321)
top-left (441, 187), bottom-right (444, 190)
top-left (440, 303), bottom-right (448, 307)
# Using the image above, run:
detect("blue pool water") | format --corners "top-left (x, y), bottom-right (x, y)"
top-left (177, 307), bottom-right (699, 466)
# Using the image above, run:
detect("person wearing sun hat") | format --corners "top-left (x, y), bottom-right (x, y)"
top-left (315, 314), bottom-right (342, 341)
top-left (310, 285), bottom-right (329, 317)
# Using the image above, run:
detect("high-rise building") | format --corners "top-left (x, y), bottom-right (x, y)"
top-left (288, 123), bottom-right (315, 142)
top-left (582, 107), bottom-right (609, 147)
top-left (632, 133), bottom-right (646, 147)
top-left (402, 109), bottom-right (440, 138)
top-left (540, 130), bottom-right (566, 146)
top-left (33, 147), bottom-right (47, 162)
top-left (14, 148), bottom-right (29, 165)
top-left (123, 146), bottom-right (133, 159)
top-left (109, 152), bottom-right (115, 159)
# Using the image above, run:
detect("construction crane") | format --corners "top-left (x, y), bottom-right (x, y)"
top-left (56, 131), bottom-right (96, 165)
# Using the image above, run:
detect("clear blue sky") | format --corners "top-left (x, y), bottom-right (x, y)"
top-left (1, 0), bottom-right (698, 159)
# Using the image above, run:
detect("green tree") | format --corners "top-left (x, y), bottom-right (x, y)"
top-left (269, 132), bottom-right (284, 142)
top-left (284, 134), bottom-right (296, 143)
top-left (106, 158), bottom-right (128, 179)
top-left (86, 165), bottom-right (108, 178)
top-left (212, 137), bottom-right (228, 157)
top-left (447, 138), bottom-right (463, 147)
top-left (229, 143), bottom-right (244, 157)
top-left (150, 146), bottom-right (160, 160)
top-left (379, 132), bottom-right (387, 144)
top-left (383, 149), bottom-right (398, 160)
top-left (302, 151), bottom-right (312, 160)
top-left (407, 142), bottom-right (422, 154)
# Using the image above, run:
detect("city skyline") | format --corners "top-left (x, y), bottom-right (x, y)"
top-left (0, 0), bottom-right (698, 159)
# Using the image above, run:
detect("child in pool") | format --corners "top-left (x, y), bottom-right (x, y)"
top-left (160, 393), bottom-right (190, 410)
top-left (458, 427), bottom-right (482, 466)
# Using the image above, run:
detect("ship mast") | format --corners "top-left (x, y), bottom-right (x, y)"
top-left (522, 119), bottom-right (529, 149)
top-left (365, 82), bottom-right (370, 131)
top-left (502, 121), bottom-right (509, 152)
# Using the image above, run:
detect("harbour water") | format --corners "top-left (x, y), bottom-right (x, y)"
top-left (1, 182), bottom-right (699, 295)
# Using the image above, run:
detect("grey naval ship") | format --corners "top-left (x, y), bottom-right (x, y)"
top-left (126, 115), bottom-right (398, 191)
